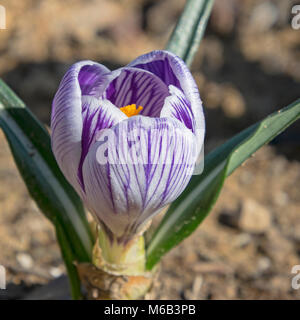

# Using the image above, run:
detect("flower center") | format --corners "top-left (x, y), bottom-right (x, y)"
top-left (120, 104), bottom-right (143, 117)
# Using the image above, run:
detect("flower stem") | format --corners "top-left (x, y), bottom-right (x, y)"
top-left (76, 226), bottom-right (157, 299)
top-left (93, 227), bottom-right (146, 276)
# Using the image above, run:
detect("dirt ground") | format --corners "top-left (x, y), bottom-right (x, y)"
top-left (0, 0), bottom-right (300, 299)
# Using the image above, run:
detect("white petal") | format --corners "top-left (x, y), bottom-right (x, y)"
top-left (82, 116), bottom-right (197, 239)
top-left (129, 50), bottom-right (205, 144)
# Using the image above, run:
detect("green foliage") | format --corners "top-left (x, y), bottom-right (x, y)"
top-left (0, 80), bottom-right (93, 299)
top-left (146, 100), bottom-right (300, 270)
top-left (166, 0), bottom-right (215, 66)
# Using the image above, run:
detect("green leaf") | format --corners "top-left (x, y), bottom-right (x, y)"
top-left (55, 222), bottom-right (82, 300)
top-left (0, 79), bottom-right (93, 297)
top-left (166, 0), bottom-right (215, 66)
top-left (146, 99), bottom-right (300, 270)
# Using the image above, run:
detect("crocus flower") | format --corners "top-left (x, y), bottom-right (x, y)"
top-left (51, 50), bottom-right (205, 242)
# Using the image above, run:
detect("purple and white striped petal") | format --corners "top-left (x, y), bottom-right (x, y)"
top-left (51, 61), bottom-right (124, 195)
top-left (78, 63), bottom-right (110, 98)
top-left (78, 96), bottom-right (127, 190)
top-left (128, 51), bottom-right (181, 88)
top-left (104, 67), bottom-right (170, 117)
top-left (161, 85), bottom-right (195, 133)
top-left (128, 50), bottom-right (205, 144)
top-left (51, 51), bottom-right (205, 241)
top-left (82, 116), bottom-right (197, 239)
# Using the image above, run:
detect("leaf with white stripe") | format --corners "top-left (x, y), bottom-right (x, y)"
top-left (166, 0), bottom-right (215, 66)
top-left (0, 79), bottom-right (93, 298)
top-left (146, 99), bottom-right (300, 270)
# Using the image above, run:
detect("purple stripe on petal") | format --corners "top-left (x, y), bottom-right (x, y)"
top-left (128, 50), bottom-right (205, 144)
top-left (82, 116), bottom-right (197, 240)
top-left (161, 85), bottom-right (196, 133)
top-left (105, 67), bottom-right (170, 118)
top-left (51, 61), bottom-right (95, 195)
top-left (51, 60), bottom-right (124, 196)
top-left (78, 96), bottom-right (127, 190)
top-left (132, 57), bottom-right (181, 89)
top-left (78, 64), bottom-right (110, 98)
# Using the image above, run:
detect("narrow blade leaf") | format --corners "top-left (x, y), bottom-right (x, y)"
top-left (146, 99), bottom-right (300, 270)
top-left (55, 222), bottom-right (82, 300)
top-left (166, 0), bottom-right (215, 66)
top-left (0, 79), bottom-right (93, 297)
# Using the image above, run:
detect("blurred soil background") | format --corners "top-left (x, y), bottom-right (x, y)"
top-left (0, 0), bottom-right (300, 299)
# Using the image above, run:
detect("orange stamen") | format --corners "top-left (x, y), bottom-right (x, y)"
top-left (120, 104), bottom-right (143, 117)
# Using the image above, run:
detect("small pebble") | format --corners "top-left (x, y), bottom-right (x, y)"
top-left (16, 253), bottom-right (33, 269)
top-left (49, 267), bottom-right (63, 278)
